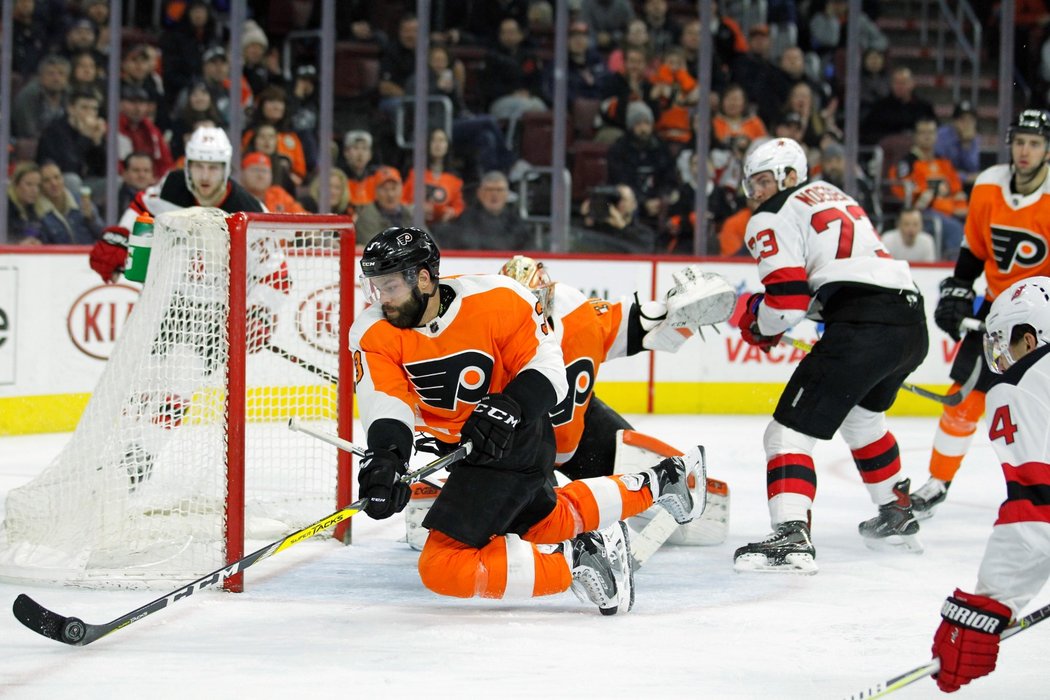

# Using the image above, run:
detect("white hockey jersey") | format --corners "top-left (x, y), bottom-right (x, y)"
top-left (975, 345), bottom-right (1050, 616)
top-left (743, 181), bottom-right (916, 335)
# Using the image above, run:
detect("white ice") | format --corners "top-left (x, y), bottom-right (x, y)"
top-left (0, 415), bottom-right (1045, 699)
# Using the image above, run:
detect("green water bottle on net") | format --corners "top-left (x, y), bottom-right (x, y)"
top-left (124, 214), bottom-right (154, 282)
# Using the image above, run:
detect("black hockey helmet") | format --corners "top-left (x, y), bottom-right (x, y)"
top-left (360, 227), bottom-right (440, 280)
top-left (1007, 109), bottom-right (1050, 143)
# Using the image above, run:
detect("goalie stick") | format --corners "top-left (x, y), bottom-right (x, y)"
top-left (843, 598), bottom-right (1050, 699)
top-left (781, 336), bottom-right (965, 407)
top-left (11, 441), bottom-right (471, 647)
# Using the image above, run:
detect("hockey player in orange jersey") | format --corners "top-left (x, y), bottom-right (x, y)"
top-left (404, 256), bottom-right (737, 553)
top-left (349, 227), bottom-right (707, 614)
top-left (912, 109), bottom-right (1050, 518)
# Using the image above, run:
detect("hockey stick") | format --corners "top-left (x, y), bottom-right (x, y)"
top-left (288, 415), bottom-right (365, 456)
top-left (843, 599), bottom-right (1050, 699)
top-left (11, 442), bottom-right (472, 647)
top-left (781, 336), bottom-right (964, 407)
top-left (268, 345), bottom-right (337, 384)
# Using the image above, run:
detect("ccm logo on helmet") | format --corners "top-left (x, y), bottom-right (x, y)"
top-left (405, 350), bottom-right (494, 410)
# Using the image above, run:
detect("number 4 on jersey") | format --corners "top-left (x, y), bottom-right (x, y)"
top-left (988, 405), bottom-right (1019, 444)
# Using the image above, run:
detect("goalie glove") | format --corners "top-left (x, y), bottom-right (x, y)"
top-left (932, 589), bottom-right (1011, 693)
top-left (736, 293), bottom-right (783, 352)
top-left (934, 277), bottom-right (976, 342)
top-left (638, 267), bottom-right (737, 352)
top-left (89, 226), bottom-right (130, 283)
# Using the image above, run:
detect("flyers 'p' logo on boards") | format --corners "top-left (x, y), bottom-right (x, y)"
top-left (405, 350), bottom-right (495, 410)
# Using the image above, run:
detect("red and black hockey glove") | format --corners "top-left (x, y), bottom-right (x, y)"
top-left (357, 448), bottom-right (410, 520)
top-left (245, 305), bottom-right (276, 354)
top-left (459, 393), bottom-right (522, 465)
top-left (736, 293), bottom-right (783, 352)
top-left (89, 226), bottom-right (130, 283)
top-left (932, 588), bottom-right (1011, 693)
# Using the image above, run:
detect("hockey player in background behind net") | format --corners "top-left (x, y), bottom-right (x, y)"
top-left (733, 137), bottom-right (929, 574)
top-left (910, 109), bottom-right (1050, 519)
top-left (404, 255), bottom-right (736, 554)
top-left (86, 126), bottom-right (282, 486)
top-left (350, 227), bottom-right (707, 614)
top-left (927, 277), bottom-right (1050, 694)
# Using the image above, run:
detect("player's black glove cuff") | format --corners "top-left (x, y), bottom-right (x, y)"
top-left (357, 448), bottom-right (410, 519)
top-left (459, 393), bottom-right (522, 465)
top-left (934, 277), bottom-right (976, 341)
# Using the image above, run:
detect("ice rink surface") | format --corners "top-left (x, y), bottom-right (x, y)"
top-left (0, 414), bottom-right (1045, 699)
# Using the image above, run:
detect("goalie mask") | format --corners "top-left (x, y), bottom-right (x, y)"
top-left (500, 255), bottom-right (555, 318)
top-left (742, 137), bottom-right (808, 198)
top-left (184, 126), bottom-right (232, 200)
top-left (983, 276), bottom-right (1050, 374)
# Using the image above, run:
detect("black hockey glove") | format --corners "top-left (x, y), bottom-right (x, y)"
top-left (357, 448), bottom-right (410, 519)
top-left (459, 393), bottom-right (522, 465)
top-left (934, 277), bottom-right (976, 342)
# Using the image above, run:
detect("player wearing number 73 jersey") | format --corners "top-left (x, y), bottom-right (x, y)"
top-left (732, 137), bottom-right (929, 574)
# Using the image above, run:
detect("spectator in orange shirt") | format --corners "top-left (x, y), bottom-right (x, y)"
top-left (339, 129), bottom-right (379, 211)
top-left (241, 152), bottom-right (306, 214)
top-left (402, 128), bottom-right (466, 226)
top-left (651, 46), bottom-right (700, 144)
top-left (712, 83), bottom-right (767, 147)
top-left (889, 115), bottom-right (968, 259)
top-left (246, 124), bottom-right (297, 194)
top-left (242, 86), bottom-right (308, 186)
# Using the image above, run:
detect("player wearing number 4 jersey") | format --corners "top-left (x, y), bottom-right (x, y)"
top-left (350, 227), bottom-right (707, 615)
top-left (911, 110), bottom-right (1050, 520)
top-left (733, 137), bottom-right (929, 573)
top-left (927, 277), bottom-right (1050, 693)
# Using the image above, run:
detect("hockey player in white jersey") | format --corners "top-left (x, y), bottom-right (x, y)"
top-left (733, 137), bottom-right (929, 573)
top-left (928, 276), bottom-right (1050, 693)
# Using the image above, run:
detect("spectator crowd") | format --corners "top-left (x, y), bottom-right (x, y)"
top-left (3, 0), bottom-right (1022, 261)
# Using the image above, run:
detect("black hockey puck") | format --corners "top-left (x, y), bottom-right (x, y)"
top-left (62, 618), bottom-right (86, 643)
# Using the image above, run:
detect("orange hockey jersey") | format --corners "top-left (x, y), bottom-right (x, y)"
top-left (549, 285), bottom-right (633, 464)
top-left (965, 164), bottom-right (1050, 300)
top-left (350, 275), bottom-right (568, 445)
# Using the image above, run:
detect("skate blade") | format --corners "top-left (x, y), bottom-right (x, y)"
top-left (862, 533), bottom-right (924, 554)
top-left (733, 552), bottom-right (818, 575)
top-left (912, 507), bottom-right (937, 522)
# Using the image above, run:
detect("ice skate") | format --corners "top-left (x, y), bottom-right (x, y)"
top-left (570, 521), bottom-right (635, 615)
top-left (859, 479), bottom-right (924, 553)
top-left (909, 477), bottom-right (950, 521)
top-left (733, 520), bottom-right (817, 574)
top-left (644, 445), bottom-right (707, 524)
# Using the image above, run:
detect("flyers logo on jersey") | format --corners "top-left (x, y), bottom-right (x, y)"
top-left (991, 225), bottom-right (1048, 272)
top-left (405, 350), bottom-right (494, 410)
top-left (550, 357), bottom-right (595, 426)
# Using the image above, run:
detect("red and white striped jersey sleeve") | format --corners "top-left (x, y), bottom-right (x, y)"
top-left (975, 349), bottom-right (1050, 616)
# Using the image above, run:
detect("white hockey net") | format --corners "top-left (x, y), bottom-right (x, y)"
top-left (0, 209), bottom-right (355, 588)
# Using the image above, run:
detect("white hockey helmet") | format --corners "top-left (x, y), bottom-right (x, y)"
top-left (500, 255), bottom-right (555, 318)
top-left (983, 276), bottom-right (1050, 373)
top-left (742, 137), bottom-right (808, 198)
top-left (184, 126), bottom-right (232, 192)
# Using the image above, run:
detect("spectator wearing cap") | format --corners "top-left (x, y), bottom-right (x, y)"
top-left (118, 152), bottom-right (157, 212)
top-left (160, 0), bottom-right (219, 118)
top-left (60, 17), bottom-right (102, 66)
top-left (241, 19), bottom-right (275, 96)
top-left (543, 21), bottom-right (606, 104)
top-left (642, 0), bottom-right (682, 57)
top-left (354, 166), bottom-right (417, 245)
top-left (402, 128), bottom-right (466, 226)
top-left (288, 65), bottom-right (321, 171)
top-left (438, 171), bottom-right (532, 251)
top-left (773, 110), bottom-right (806, 142)
top-left (169, 80), bottom-right (225, 159)
top-left (880, 208), bottom-right (938, 263)
top-left (607, 100), bottom-right (676, 232)
top-left (338, 130), bottom-right (380, 210)
top-left (197, 46), bottom-right (252, 124)
top-left (36, 88), bottom-right (107, 189)
top-left (712, 83), bottom-right (767, 148)
top-left (935, 101), bottom-right (981, 188)
top-left (241, 152), bottom-right (306, 214)
top-left (117, 84), bottom-right (173, 179)
top-left (12, 0), bottom-right (48, 80)
top-left (242, 86), bottom-right (308, 186)
top-left (121, 43), bottom-right (166, 127)
top-left (732, 23), bottom-right (783, 128)
top-left (596, 46), bottom-right (659, 143)
top-left (12, 53), bottom-right (70, 140)
top-left (861, 66), bottom-right (936, 144)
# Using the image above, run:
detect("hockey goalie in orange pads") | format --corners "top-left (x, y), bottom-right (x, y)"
top-left (350, 228), bottom-right (707, 614)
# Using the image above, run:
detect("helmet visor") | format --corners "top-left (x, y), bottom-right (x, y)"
top-left (360, 269), bottom-right (418, 307)
top-left (983, 328), bottom-right (1015, 374)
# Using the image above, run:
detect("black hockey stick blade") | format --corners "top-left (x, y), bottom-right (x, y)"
top-left (268, 345), bottom-right (337, 384)
top-left (11, 443), bottom-right (471, 646)
top-left (781, 336), bottom-right (962, 406)
top-left (842, 598), bottom-right (1050, 698)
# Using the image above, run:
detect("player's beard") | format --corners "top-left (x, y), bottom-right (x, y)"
top-left (382, 294), bottom-right (423, 329)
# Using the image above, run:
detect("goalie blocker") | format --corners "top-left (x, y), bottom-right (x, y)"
top-left (406, 429), bottom-right (730, 554)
